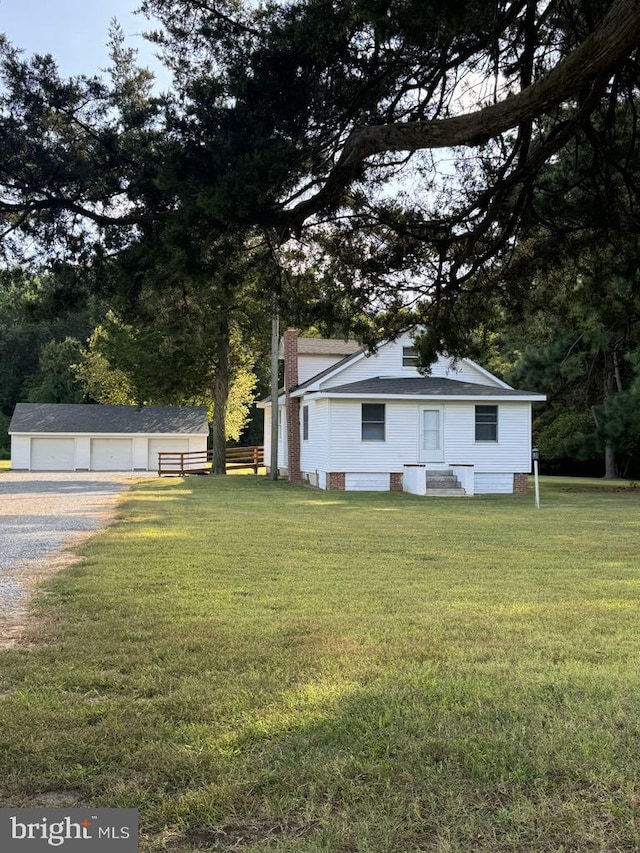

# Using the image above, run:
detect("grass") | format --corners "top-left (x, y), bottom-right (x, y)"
top-left (538, 474), bottom-right (638, 490)
top-left (0, 476), bottom-right (639, 852)
top-left (0, 459), bottom-right (10, 472)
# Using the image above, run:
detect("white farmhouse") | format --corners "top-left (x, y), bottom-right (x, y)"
top-left (259, 329), bottom-right (546, 494)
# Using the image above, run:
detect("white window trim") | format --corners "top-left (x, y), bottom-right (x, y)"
top-left (362, 403), bottom-right (386, 442)
top-left (475, 404), bottom-right (499, 442)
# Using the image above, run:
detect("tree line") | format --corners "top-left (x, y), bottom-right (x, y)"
top-left (1, 0), bottom-right (639, 474)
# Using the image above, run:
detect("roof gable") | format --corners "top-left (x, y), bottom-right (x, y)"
top-left (294, 334), bottom-right (512, 394)
top-left (9, 403), bottom-right (209, 435)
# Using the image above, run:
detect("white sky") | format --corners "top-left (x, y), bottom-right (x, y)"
top-left (0, 0), bottom-right (164, 80)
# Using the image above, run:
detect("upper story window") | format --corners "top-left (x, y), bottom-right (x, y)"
top-left (362, 403), bottom-right (385, 441)
top-left (475, 405), bottom-right (498, 441)
top-left (302, 405), bottom-right (309, 441)
top-left (402, 347), bottom-right (419, 367)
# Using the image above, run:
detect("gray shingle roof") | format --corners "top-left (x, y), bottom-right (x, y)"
top-left (317, 377), bottom-right (545, 398)
top-left (9, 403), bottom-right (209, 435)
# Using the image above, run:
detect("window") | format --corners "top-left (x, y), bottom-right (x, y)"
top-left (422, 409), bottom-right (440, 450)
top-left (362, 403), bottom-right (385, 441)
top-left (402, 347), bottom-right (419, 367)
top-left (302, 405), bottom-right (309, 441)
top-left (475, 405), bottom-right (498, 441)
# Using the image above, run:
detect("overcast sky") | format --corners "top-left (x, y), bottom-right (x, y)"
top-left (0, 0), bottom-right (163, 79)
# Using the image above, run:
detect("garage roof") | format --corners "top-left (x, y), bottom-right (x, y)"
top-left (9, 403), bottom-right (209, 435)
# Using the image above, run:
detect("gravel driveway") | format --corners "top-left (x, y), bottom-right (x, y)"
top-left (0, 472), bottom-right (148, 646)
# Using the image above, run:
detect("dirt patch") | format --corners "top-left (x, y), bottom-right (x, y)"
top-left (0, 473), bottom-right (142, 651)
top-left (27, 790), bottom-right (84, 808)
top-left (0, 541), bottom-right (90, 650)
top-left (162, 818), bottom-right (320, 850)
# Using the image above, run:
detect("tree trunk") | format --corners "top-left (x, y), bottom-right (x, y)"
top-left (602, 351), bottom-right (618, 479)
top-left (604, 443), bottom-right (617, 479)
top-left (211, 324), bottom-right (230, 476)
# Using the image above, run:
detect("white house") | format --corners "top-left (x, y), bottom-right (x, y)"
top-left (259, 329), bottom-right (546, 494)
top-left (9, 403), bottom-right (209, 472)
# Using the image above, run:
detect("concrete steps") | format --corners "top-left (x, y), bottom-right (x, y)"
top-left (424, 469), bottom-right (467, 497)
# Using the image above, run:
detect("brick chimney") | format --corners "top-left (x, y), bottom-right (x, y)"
top-left (283, 328), bottom-right (301, 482)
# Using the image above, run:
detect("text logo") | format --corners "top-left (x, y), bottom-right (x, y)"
top-left (0, 809), bottom-right (138, 852)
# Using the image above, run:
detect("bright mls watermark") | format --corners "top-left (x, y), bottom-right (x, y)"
top-left (0, 809), bottom-right (138, 852)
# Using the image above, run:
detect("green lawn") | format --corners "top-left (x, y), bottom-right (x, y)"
top-left (1, 477), bottom-right (639, 852)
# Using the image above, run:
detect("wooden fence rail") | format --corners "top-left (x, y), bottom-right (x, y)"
top-left (158, 446), bottom-right (264, 477)
top-left (225, 445), bottom-right (264, 472)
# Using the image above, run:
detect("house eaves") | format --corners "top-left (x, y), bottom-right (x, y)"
top-left (296, 376), bottom-right (546, 401)
top-left (257, 346), bottom-right (369, 406)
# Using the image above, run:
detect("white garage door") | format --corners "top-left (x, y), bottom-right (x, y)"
top-left (91, 438), bottom-right (133, 471)
top-left (148, 438), bottom-right (190, 471)
top-left (31, 438), bottom-right (75, 471)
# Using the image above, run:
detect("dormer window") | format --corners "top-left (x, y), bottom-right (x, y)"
top-left (402, 347), bottom-right (419, 367)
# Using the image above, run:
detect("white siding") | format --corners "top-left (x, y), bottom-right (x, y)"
top-left (148, 438), bottom-right (190, 471)
top-left (328, 399), bottom-right (418, 472)
top-left (262, 404), bottom-right (288, 472)
top-left (75, 437), bottom-right (91, 469)
top-left (475, 474), bottom-right (514, 493)
top-left (319, 335), bottom-right (502, 389)
top-left (278, 405), bottom-right (288, 470)
top-left (263, 405), bottom-right (271, 468)
top-left (443, 402), bottom-right (531, 473)
top-left (345, 473), bottom-right (390, 491)
top-left (300, 398), bottom-right (330, 475)
top-left (428, 355), bottom-right (500, 385)
top-left (325, 400), bottom-right (531, 477)
top-left (10, 435), bottom-right (30, 470)
top-left (298, 354), bottom-right (348, 385)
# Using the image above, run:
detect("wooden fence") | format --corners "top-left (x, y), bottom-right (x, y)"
top-left (158, 446), bottom-right (264, 477)
top-left (225, 445), bottom-right (264, 472)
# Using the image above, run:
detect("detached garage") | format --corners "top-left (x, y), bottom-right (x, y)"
top-left (9, 403), bottom-right (209, 472)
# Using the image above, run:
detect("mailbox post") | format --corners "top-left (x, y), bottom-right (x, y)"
top-left (532, 447), bottom-right (540, 509)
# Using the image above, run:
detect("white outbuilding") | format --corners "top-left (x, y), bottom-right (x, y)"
top-left (9, 403), bottom-right (209, 472)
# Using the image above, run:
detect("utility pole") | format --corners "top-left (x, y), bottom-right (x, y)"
top-left (269, 301), bottom-right (279, 481)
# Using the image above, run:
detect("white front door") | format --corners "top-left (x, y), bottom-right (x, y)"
top-left (419, 406), bottom-right (444, 463)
